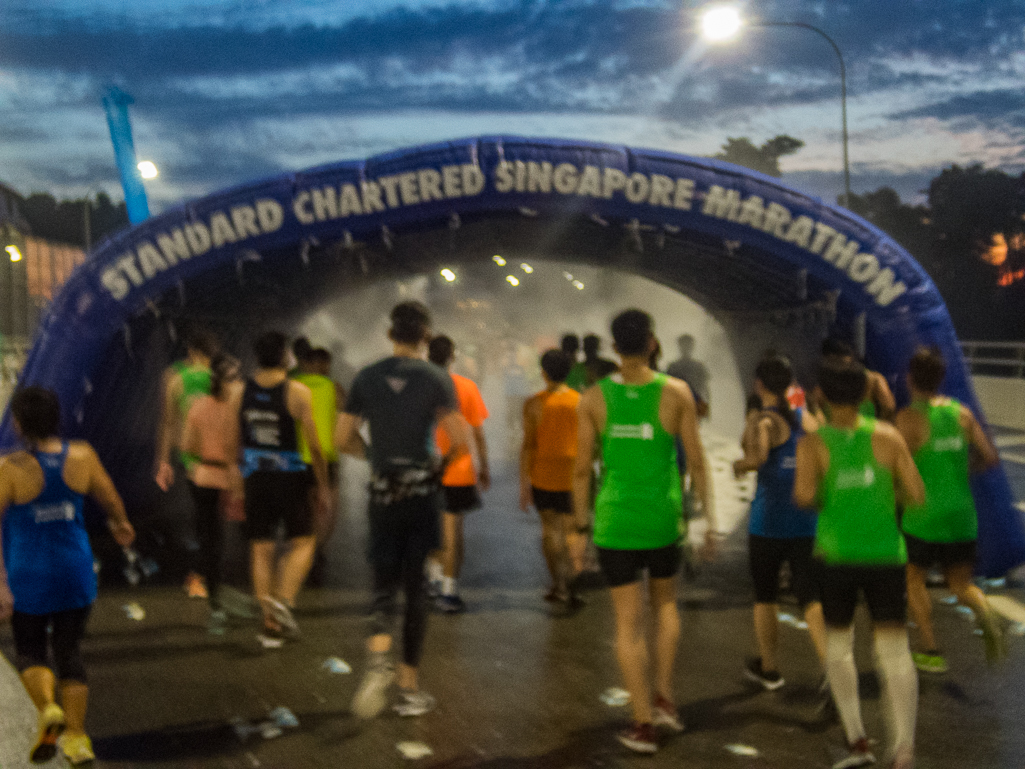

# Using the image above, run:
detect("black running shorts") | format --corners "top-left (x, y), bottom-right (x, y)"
top-left (597, 543), bottom-right (681, 588)
top-left (442, 485), bottom-right (482, 514)
top-left (749, 534), bottom-right (819, 607)
top-left (244, 470), bottom-right (314, 540)
top-left (904, 533), bottom-right (977, 569)
top-left (532, 487), bottom-right (572, 514)
top-left (818, 562), bottom-right (907, 627)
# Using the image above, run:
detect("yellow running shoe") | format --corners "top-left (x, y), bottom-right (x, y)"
top-left (30, 703), bottom-right (65, 763)
top-left (59, 733), bottom-right (96, 765)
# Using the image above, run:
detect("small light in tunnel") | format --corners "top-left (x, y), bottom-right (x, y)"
top-left (506, 275), bottom-right (520, 286)
top-left (440, 268), bottom-right (456, 282)
top-left (6, 245), bottom-right (22, 262)
top-left (573, 280), bottom-right (585, 290)
top-left (520, 263), bottom-right (534, 274)
top-left (563, 271), bottom-right (574, 281)
top-left (493, 255), bottom-right (507, 266)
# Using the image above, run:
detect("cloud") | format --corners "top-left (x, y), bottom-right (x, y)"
top-left (889, 89), bottom-right (1025, 131)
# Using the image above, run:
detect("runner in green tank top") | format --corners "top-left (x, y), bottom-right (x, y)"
top-left (794, 356), bottom-right (924, 769)
top-left (895, 346), bottom-right (1002, 673)
top-left (812, 338), bottom-right (896, 423)
top-left (574, 310), bottom-right (717, 755)
top-left (154, 326), bottom-right (219, 600)
top-left (291, 346), bottom-right (343, 586)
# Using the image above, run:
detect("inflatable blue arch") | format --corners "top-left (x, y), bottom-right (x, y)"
top-left (2, 136), bottom-right (1022, 575)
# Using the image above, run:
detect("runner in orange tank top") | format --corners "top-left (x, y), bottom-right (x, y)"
top-left (519, 349), bottom-right (582, 606)
top-left (426, 335), bottom-right (490, 613)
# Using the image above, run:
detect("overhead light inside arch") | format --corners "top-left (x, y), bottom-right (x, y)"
top-left (492, 255), bottom-right (507, 266)
top-left (440, 268), bottom-right (456, 282)
top-left (506, 275), bottom-right (520, 286)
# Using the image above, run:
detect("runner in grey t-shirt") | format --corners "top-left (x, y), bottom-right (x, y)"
top-left (335, 301), bottom-right (467, 720)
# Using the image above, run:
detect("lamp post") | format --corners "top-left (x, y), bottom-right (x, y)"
top-left (700, 7), bottom-right (852, 208)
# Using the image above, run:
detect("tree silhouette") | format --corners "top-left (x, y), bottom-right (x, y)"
top-left (712, 135), bottom-right (805, 177)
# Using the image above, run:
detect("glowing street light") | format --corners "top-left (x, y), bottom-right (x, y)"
top-left (493, 255), bottom-right (507, 266)
top-left (699, 6), bottom-right (852, 207)
top-left (440, 268), bottom-right (456, 282)
top-left (506, 275), bottom-right (520, 286)
top-left (6, 245), bottom-right (23, 262)
top-left (700, 5), bottom-right (742, 41)
top-left (520, 263), bottom-right (534, 274)
top-left (137, 160), bottom-right (159, 179)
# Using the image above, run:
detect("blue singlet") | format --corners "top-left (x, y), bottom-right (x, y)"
top-left (748, 408), bottom-right (817, 539)
top-left (2, 443), bottom-right (97, 614)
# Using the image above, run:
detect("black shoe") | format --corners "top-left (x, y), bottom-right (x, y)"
top-left (744, 657), bottom-right (784, 691)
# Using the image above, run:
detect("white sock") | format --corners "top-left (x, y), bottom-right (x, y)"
top-left (441, 576), bottom-right (457, 597)
top-left (874, 630), bottom-right (918, 761)
top-left (826, 626), bottom-right (866, 746)
top-left (426, 559), bottom-right (443, 583)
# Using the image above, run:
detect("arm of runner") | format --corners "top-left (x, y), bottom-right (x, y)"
top-left (887, 427), bottom-right (925, 507)
top-left (289, 382), bottom-right (331, 512)
top-left (676, 381), bottom-right (716, 559)
top-left (473, 425), bottom-right (491, 491)
top-left (84, 445), bottom-right (135, 548)
top-left (572, 389), bottom-right (598, 533)
top-left (793, 433), bottom-right (823, 510)
top-left (519, 396), bottom-right (539, 512)
top-left (733, 415), bottom-right (771, 477)
top-left (154, 370), bottom-right (183, 491)
top-left (226, 382), bottom-right (245, 498)
top-left (871, 371), bottom-right (897, 421)
top-left (0, 465), bottom-right (14, 621)
top-left (437, 408), bottom-right (470, 471)
top-left (333, 413), bottom-right (366, 459)
top-left (962, 405), bottom-right (1000, 472)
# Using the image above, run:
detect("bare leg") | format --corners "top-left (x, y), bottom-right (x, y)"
top-left (906, 564), bottom-right (938, 651)
top-left (440, 512), bottom-right (464, 580)
top-left (275, 535), bottom-right (317, 605)
top-left (250, 540), bottom-right (277, 624)
top-left (397, 663), bottom-right (418, 691)
top-left (21, 666), bottom-right (56, 711)
top-left (59, 682), bottom-right (88, 735)
top-left (803, 601), bottom-right (829, 667)
top-left (539, 509), bottom-right (567, 593)
top-left (610, 581), bottom-right (653, 725)
top-left (649, 575), bottom-right (680, 700)
top-left (946, 562), bottom-right (990, 622)
top-left (753, 603), bottom-right (780, 672)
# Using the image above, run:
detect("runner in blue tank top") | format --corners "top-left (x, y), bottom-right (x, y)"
top-left (0, 387), bottom-right (133, 765)
top-left (733, 356), bottom-right (828, 694)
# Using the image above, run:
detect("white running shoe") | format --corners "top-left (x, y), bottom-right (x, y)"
top-left (351, 660), bottom-right (396, 719)
top-left (393, 689), bottom-right (436, 717)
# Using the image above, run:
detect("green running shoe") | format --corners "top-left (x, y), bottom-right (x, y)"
top-left (912, 651), bottom-right (948, 674)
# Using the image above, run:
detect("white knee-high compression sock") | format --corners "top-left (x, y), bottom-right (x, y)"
top-left (874, 631), bottom-right (918, 762)
top-left (826, 626), bottom-right (865, 745)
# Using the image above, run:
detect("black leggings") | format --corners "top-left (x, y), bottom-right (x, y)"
top-left (12, 606), bottom-right (92, 683)
top-left (368, 497), bottom-right (440, 667)
top-left (188, 482), bottom-right (225, 609)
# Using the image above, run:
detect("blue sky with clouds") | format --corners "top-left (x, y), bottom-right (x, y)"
top-left (2, 0), bottom-right (1023, 210)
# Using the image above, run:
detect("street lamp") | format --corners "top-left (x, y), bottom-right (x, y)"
top-left (699, 6), bottom-right (852, 208)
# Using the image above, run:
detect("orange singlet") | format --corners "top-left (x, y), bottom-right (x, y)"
top-left (529, 386), bottom-right (580, 492)
top-left (436, 372), bottom-right (489, 487)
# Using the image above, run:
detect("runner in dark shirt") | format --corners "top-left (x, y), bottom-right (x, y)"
top-left (336, 301), bottom-right (468, 720)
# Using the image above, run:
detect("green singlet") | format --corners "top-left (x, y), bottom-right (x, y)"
top-left (291, 372), bottom-right (339, 464)
top-left (565, 362), bottom-right (588, 392)
top-left (173, 361), bottom-right (211, 469)
top-left (594, 373), bottom-right (683, 550)
top-left (901, 399), bottom-right (977, 543)
top-left (814, 416), bottom-right (906, 565)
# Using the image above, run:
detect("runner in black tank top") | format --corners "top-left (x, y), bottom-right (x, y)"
top-left (232, 332), bottom-right (330, 648)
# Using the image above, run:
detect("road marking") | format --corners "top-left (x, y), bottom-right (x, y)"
top-left (999, 451), bottom-right (1025, 465)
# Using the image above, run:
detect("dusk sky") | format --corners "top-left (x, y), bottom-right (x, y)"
top-left (2, 0), bottom-right (1023, 212)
